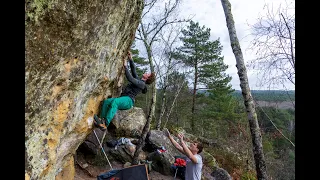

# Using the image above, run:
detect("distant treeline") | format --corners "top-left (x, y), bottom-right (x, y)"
top-left (232, 90), bottom-right (295, 102)
top-left (195, 89), bottom-right (295, 102)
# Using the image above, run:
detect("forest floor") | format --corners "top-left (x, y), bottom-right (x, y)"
top-left (74, 151), bottom-right (178, 180)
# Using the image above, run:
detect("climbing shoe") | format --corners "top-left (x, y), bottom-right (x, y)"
top-left (94, 114), bottom-right (107, 131)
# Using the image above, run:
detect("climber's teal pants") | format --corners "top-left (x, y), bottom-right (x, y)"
top-left (99, 96), bottom-right (133, 126)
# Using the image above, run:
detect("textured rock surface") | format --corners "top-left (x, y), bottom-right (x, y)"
top-left (79, 128), bottom-right (107, 155)
top-left (146, 130), bottom-right (184, 175)
top-left (202, 151), bottom-right (219, 169)
top-left (25, 0), bottom-right (144, 179)
top-left (147, 130), bottom-right (184, 159)
top-left (55, 157), bottom-right (75, 180)
top-left (110, 107), bottom-right (147, 137)
top-left (211, 167), bottom-right (232, 180)
top-left (108, 145), bottom-right (134, 163)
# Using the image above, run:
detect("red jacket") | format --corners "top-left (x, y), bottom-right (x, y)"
top-left (174, 158), bottom-right (186, 167)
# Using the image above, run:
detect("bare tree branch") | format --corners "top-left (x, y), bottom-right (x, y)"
top-left (281, 13), bottom-right (295, 69)
top-left (247, 1), bottom-right (295, 90)
top-left (163, 80), bottom-right (186, 128)
top-left (143, 0), bottom-right (158, 18)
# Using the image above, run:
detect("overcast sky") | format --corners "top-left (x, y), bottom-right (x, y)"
top-left (177, 0), bottom-right (295, 90)
top-left (136, 0), bottom-right (295, 91)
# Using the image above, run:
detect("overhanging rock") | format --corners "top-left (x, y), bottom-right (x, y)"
top-left (25, 0), bottom-right (144, 179)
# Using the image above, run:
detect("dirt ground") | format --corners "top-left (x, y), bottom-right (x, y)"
top-left (74, 145), bottom-right (213, 180)
top-left (74, 150), bottom-right (178, 180)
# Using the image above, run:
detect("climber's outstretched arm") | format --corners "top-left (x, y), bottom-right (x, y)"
top-left (123, 56), bottom-right (145, 89)
top-left (128, 51), bottom-right (138, 79)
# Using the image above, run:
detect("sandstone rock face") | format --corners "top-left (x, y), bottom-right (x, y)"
top-left (25, 0), bottom-right (144, 179)
top-left (79, 128), bottom-right (107, 155)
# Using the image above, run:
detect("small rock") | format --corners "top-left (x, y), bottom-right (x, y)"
top-left (124, 162), bottom-right (131, 168)
top-left (82, 163), bottom-right (88, 168)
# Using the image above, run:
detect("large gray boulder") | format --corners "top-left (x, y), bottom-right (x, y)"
top-left (145, 130), bottom-right (184, 175)
top-left (107, 145), bottom-right (134, 163)
top-left (211, 167), bottom-right (232, 180)
top-left (110, 107), bottom-right (147, 138)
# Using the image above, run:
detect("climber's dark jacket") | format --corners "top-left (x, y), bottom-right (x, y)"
top-left (120, 59), bottom-right (147, 103)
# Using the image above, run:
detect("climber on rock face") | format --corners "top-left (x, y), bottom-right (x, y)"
top-left (93, 51), bottom-right (156, 131)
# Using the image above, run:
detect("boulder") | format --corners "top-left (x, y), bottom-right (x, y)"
top-left (25, 0), bottom-right (144, 179)
top-left (211, 168), bottom-right (232, 180)
top-left (107, 145), bottom-right (134, 164)
top-left (110, 107), bottom-right (147, 138)
top-left (103, 137), bottom-right (145, 164)
top-left (78, 128), bottom-right (108, 155)
top-left (145, 130), bottom-right (184, 175)
top-left (147, 151), bottom-right (173, 175)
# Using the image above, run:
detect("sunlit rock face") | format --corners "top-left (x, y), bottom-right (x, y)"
top-left (25, 0), bottom-right (144, 179)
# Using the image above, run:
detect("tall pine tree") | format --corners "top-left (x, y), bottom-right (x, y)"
top-left (172, 20), bottom-right (232, 131)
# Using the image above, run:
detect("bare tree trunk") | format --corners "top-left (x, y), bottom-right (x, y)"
top-left (163, 81), bottom-right (185, 128)
top-left (191, 63), bottom-right (198, 131)
top-left (132, 86), bottom-right (156, 165)
top-left (144, 41), bottom-right (156, 124)
top-left (192, 64), bottom-right (198, 114)
top-left (132, 0), bottom-right (184, 164)
top-left (132, 37), bottom-right (156, 165)
top-left (157, 73), bottom-right (168, 130)
top-left (157, 24), bottom-right (183, 130)
top-left (220, 0), bottom-right (268, 179)
top-left (132, 24), bottom-right (157, 165)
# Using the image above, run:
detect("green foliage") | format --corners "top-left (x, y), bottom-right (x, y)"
top-left (172, 21), bottom-right (231, 89)
top-left (157, 71), bottom-right (193, 130)
top-left (124, 21), bottom-right (294, 180)
top-left (206, 147), bottom-right (247, 176)
top-left (26, 0), bottom-right (56, 24)
top-left (171, 20), bottom-right (233, 132)
top-left (262, 137), bottom-right (274, 154)
top-left (241, 171), bottom-right (257, 180)
top-left (257, 107), bottom-right (295, 141)
top-left (256, 107), bottom-right (295, 180)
